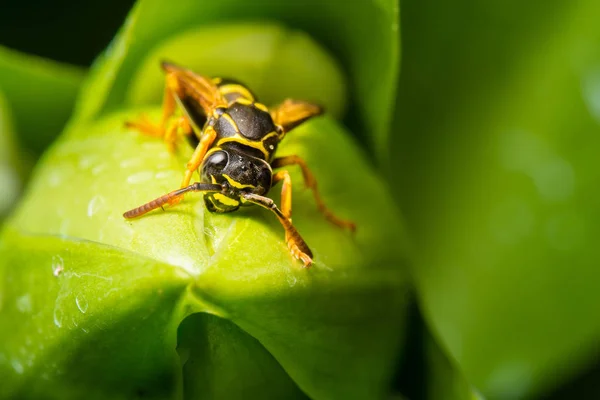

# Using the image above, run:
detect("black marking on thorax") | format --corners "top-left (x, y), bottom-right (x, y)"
top-left (218, 102), bottom-right (276, 141)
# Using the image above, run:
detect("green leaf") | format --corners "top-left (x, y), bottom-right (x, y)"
top-left (0, 91), bottom-right (22, 220)
top-left (1, 110), bottom-right (409, 399)
top-left (1, 2), bottom-right (406, 397)
top-left (425, 334), bottom-right (484, 400)
top-left (125, 23), bottom-right (347, 119)
top-left (73, 0), bottom-right (400, 158)
top-left (393, 0), bottom-right (600, 397)
top-left (0, 46), bottom-right (84, 155)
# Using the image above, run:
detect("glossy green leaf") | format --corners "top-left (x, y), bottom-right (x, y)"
top-left (1, 111), bottom-right (408, 399)
top-left (73, 0), bottom-right (399, 158)
top-left (125, 23), bottom-right (347, 119)
top-left (1, 1), bottom-right (405, 397)
top-left (0, 46), bottom-right (84, 155)
top-left (393, 0), bottom-right (600, 397)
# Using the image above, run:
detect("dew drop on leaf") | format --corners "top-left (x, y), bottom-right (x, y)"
top-left (75, 294), bottom-right (89, 314)
top-left (52, 255), bottom-right (64, 277)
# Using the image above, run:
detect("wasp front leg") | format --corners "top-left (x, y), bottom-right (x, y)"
top-left (272, 170), bottom-right (314, 264)
top-left (164, 125), bottom-right (218, 207)
top-left (123, 182), bottom-right (222, 219)
top-left (243, 192), bottom-right (313, 267)
top-left (272, 155), bottom-right (356, 232)
top-left (273, 170), bottom-right (293, 220)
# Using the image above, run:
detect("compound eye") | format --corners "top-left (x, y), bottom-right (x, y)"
top-left (207, 150), bottom-right (228, 171)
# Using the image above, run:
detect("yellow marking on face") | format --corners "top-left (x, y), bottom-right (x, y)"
top-left (222, 174), bottom-right (256, 189)
top-left (254, 102), bottom-right (269, 112)
top-left (207, 195), bottom-right (228, 212)
top-left (210, 175), bottom-right (217, 184)
top-left (204, 147), bottom-right (221, 157)
top-left (213, 193), bottom-right (240, 207)
top-left (219, 84), bottom-right (255, 101)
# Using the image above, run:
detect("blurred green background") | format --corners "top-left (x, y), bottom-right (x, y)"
top-left (2, 0), bottom-right (600, 399)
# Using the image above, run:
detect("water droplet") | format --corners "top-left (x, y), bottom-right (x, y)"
top-left (286, 275), bottom-right (297, 287)
top-left (59, 219), bottom-right (71, 235)
top-left (87, 195), bottom-right (106, 217)
top-left (78, 155), bottom-right (97, 170)
top-left (16, 294), bottom-right (32, 313)
top-left (75, 295), bottom-right (88, 314)
top-left (11, 359), bottom-right (24, 374)
top-left (47, 169), bottom-right (63, 187)
top-left (91, 164), bottom-right (107, 176)
top-left (52, 255), bottom-right (64, 277)
top-left (155, 170), bottom-right (177, 181)
top-left (127, 171), bottom-right (153, 184)
top-left (120, 158), bottom-right (142, 169)
top-left (53, 307), bottom-right (64, 328)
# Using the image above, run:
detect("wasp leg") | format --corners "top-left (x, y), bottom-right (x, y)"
top-left (169, 125), bottom-right (218, 206)
top-left (271, 155), bottom-right (356, 232)
top-left (123, 182), bottom-right (222, 219)
top-left (161, 61), bottom-right (228, 113)
top-left (243, 192), bottom-right (313, 267)
top-left (270, 99), bottom-right (323, 134)
top-left (162, 116), bottom-right (193, 153)
top-left (125, 72), bottom-right (183, 150)
top-left (272, 170), bottom-right (293, 220)
top-left (126, 62), bottom-right (227, 151)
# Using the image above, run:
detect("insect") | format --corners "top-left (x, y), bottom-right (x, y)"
top-left (123, 61), bottom-right (355, 267)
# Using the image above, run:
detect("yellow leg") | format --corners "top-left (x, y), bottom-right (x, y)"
top-left (167, 125), bottom-right (217, 206)
top-left (271, 155), bottom-right (356, 232)
top-left (163, 116), bottom-right (192, 153)
top-left (272, 170), bottom-right (293, 220)
top-left (243, 192), bottom-right (313, 267)
top-left (125, 72), bottom-right (182, 151)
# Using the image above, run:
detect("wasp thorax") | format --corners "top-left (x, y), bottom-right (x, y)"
top-left (201, 149), bottom-right (272, 196)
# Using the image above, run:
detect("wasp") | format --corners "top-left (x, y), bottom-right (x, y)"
top-left (123, 62), bottom-right (355, 267)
